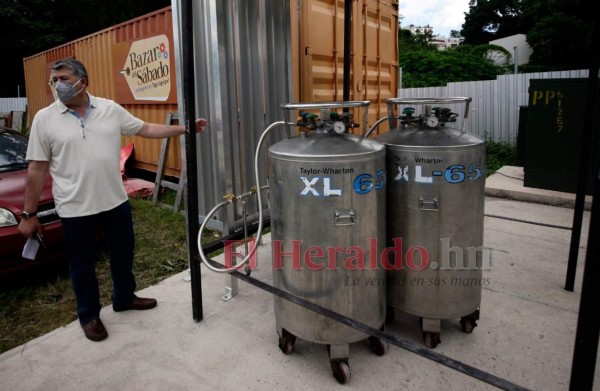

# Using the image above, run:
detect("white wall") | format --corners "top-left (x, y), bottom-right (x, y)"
top-left (490, 34), bottom-right (533, 66)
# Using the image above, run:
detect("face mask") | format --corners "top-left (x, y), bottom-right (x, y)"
top-left (55, 79), bottom-right (83, 103)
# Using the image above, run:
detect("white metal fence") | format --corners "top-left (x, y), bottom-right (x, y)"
top-left (398, 69), bottom-right (589, 144)
top-left (0, 98), bottom-right (27, 129)
top-left (0, 98), bottom-right (27, 113)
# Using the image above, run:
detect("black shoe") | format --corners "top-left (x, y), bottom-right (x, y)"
top-left (81, 318), bottom-right (108, 342)
top-left (113, 295), bottom-right (157, 312)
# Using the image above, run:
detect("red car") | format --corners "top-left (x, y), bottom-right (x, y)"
top-left (0, 127), bottom-right (65, 279)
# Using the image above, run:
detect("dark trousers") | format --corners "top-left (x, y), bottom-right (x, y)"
top-left (60, 201), bottom-right (136, 325)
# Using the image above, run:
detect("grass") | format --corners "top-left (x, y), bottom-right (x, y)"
top-left (486, 140), bottom-right (518, 176)
top-left (0, 196), bottom-right (207, 354)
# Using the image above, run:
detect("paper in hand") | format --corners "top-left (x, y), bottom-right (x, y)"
top-left (22, 237), bottom-right (40, 260)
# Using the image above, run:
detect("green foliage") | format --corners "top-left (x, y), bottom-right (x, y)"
top-left (398, 26), bottom-right (507, 88)
top-left (461, 0), bottom-right (596, 71)
top-left (461, 0), bottom-right (530, 45)
top-left (515, 63), bottom-right (553, 73)
top-left (526, 12), bottom-right (594, 70)
top-left (454, 44), bottom-right (475, 54)
top-left (470, 44), bottom-right (512, 66)
top-left (400, 50), bottom-right (504, 88)
top-left (398, 29), bottom-right (437, 52)
top-left (486, 141), bottom-right (518, 176)
top-left (450, 30), bottom-right (462, 38)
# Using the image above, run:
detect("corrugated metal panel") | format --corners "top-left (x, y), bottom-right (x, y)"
top-left (174, 0), bottom-right (293, 232)
top-left (399, 69), bottom-right (589, 144)
top-left (23, 7), bottom-right (179, 175)
top-left (294, 0), bottom-right (398, 135)
top-left (22, 55), bottom-right (51, 122)
top-left (0, 98), bottom-right (27, 112)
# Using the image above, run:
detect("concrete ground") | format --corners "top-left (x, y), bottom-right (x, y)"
top-left (1, 166), bottom-right (598, 391)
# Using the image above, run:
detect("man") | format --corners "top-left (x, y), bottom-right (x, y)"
top-left (18, 58), bottom-right (207, 342)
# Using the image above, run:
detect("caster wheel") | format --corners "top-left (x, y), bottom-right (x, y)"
top-left (330, 360), bottom-right (351, 384)
top-left (368, 336), bottom-right (389, 356)
top-left (278, 334), bottom-right (296, 355)
top-left (423, 332), bottom-right (441, 349)
top-left (460, 310), bottom-right (480, 334)
top-left (460, 317), bottom-right (477, 333)
top-left (385, 305), bottom-right (395, 325)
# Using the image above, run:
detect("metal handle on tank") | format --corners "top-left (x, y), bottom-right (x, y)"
top-left (196, 120), bottom-right (288, 273)
top-left (386, 97), bottom-right (472, 133)
top-left (280, 100), bottom-right (371, 137)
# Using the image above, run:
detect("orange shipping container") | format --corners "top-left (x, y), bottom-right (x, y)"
top-left (291, 0), bottom-right (399, 134)
top-left (23, 2), bottom-right (398, 177)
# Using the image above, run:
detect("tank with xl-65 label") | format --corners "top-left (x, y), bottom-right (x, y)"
top-left (374, 97), bottom-right (486, 349)
top-left (269, 101), bottom-right (387, 384)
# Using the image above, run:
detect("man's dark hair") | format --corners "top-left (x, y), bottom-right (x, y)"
top-left (51, 58), bottom-right (88, 84)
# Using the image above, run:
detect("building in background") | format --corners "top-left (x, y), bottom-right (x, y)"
top-left (489, 34), bottom-right (532, 66)
top-left (404, 24), bottom-right (433, 35)
top-left (431, 35), bottom-right (462, 50)
top-left (401, 24), bottom-right (463, 50)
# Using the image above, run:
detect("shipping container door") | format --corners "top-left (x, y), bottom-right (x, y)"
top-left (294, 0), bottom-right (397, 134)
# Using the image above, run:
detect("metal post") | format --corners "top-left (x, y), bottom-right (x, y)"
top-left (569, 160), bottom-right (600, 391)
top-left (342, 0), bottom-right (352, 111)
top-left (222, 200), bottom-right (246, 302)
top-left (565, 69), bottom-right (599, 291)
top-left (569, 14), bottom-right (600, 381)
top-left (181, 0), bottom-right (203, 321)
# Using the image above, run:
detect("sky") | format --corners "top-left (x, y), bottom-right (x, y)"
top-left (398, 0), bottom-right (472, 37)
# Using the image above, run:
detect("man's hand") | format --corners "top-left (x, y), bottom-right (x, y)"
top-left (18, 216), bottom-right (42, 239)
top-left (195, 118), bottom-right (209, 133)
top-left (19, 160), bottom-right (48, 239)
top-left (138, 117), bottom-right (210, 139)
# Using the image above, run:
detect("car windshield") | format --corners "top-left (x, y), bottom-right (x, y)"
top-left (0, 130), bottom-right (29, 172)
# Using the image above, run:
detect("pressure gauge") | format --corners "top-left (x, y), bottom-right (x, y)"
top-left (333, 121), bottom-right (346, 134)
top-left (426, 115), bottom-right (439, 128)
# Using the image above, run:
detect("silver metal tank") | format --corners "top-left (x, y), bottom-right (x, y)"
top-left (375, 97), bottom-right (486, 348)
top-left (269, 101), bottom-right (387, 383)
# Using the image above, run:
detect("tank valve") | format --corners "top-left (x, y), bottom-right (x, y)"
top-left (432, 107), bottom-right (459, 124)
top-left (400, 107), bottom-right (419, 126)
top-left (297, 112), bottom-right (319, 130)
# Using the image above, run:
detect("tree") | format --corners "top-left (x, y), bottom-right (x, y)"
top-left (461, 0), bottom-right (532, 45)
top-left (526, 12), bottom-right (594, 70)
top-left (398, 29), bottom-right (437, 52)
top-left (450, 30), bottom-right (462, 38)
top-left (399, 23), bottom-right (504, 88)
top-left (400, 50), bottom-right (503, 88)
top-left (0, 0), bottom-right (171, 97)
top-left (460, 0), bottom-right (596, 71)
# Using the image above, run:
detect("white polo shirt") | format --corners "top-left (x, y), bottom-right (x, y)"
top-left (27, 94), bottom-right (144, 217)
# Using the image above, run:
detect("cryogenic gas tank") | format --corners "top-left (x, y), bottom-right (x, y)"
top-left (375, 97), bottom-right (486, 349)
top-left (269, 101), bottom-right (387, 383)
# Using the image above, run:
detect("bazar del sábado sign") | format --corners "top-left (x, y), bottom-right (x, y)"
top-left (114, 33), bottom-right (177, 104)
